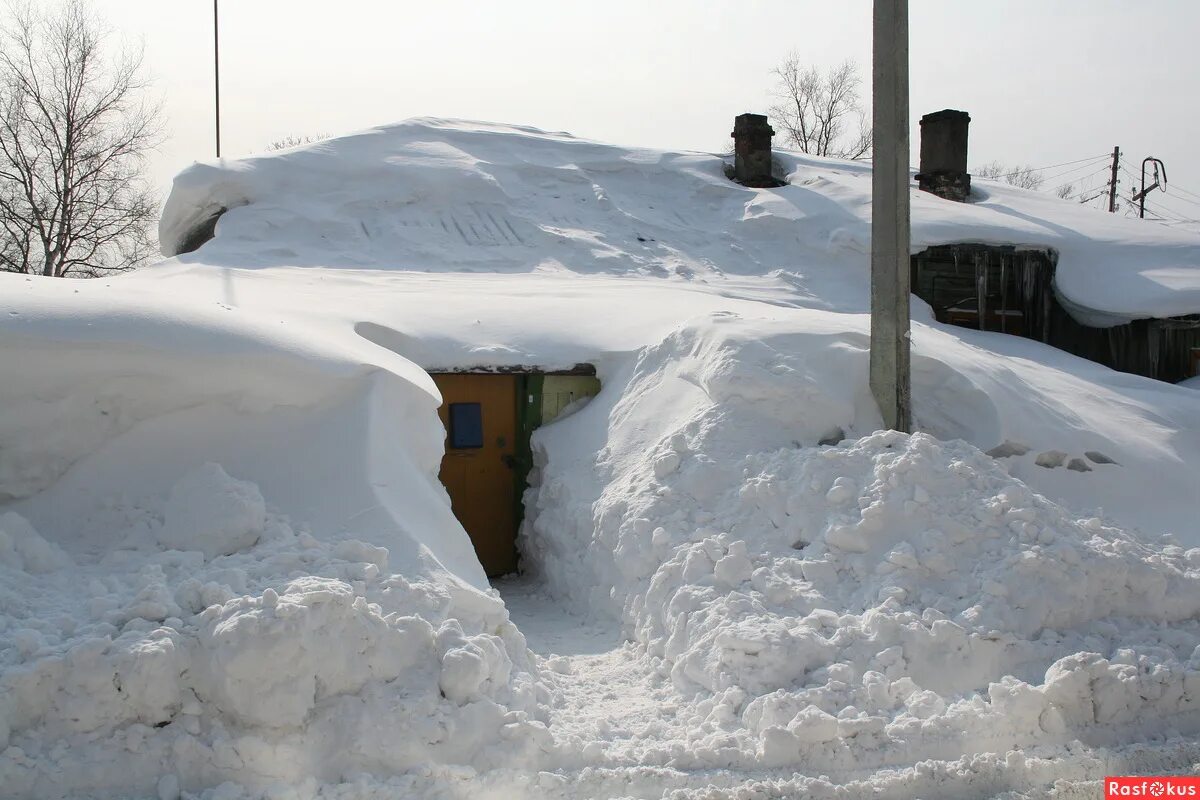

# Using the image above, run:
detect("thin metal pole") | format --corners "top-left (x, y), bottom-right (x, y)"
top-left (1135, 157), bottom-right (1167, 219)
top-left (214, 0), bottom-right (221, 158)
top-left (1140, 158), bottom-right (1148, 219)
top-left (870, 0), bottom-right (911, 433)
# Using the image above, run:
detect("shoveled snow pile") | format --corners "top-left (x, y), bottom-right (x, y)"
top-left (523, 314), bottom-right (1200, 778)
top-left (635, 433), bottom-right (1199, 761)
top-left (0, 469), bottom-right (546, 799)
top-left (0, 512), bottom-right (71, 574)
top-left (158, 464), bottom-right (266, 558)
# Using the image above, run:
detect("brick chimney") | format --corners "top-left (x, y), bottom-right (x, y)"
top-left (731, 113), bottom-right (779, 188)
top-left (916, 109), bottom-right (971, 201)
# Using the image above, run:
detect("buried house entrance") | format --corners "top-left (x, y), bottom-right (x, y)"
top-left (431, 368), bottom-right (600, 578)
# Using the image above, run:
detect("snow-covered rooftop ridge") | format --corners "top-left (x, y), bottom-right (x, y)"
top-left (160, 117), bottom-right (1200, 323)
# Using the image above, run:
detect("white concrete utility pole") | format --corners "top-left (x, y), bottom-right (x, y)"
top-left (870, 0), bottom-right (912, 432)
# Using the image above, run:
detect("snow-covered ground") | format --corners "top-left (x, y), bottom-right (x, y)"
top-left (2, 119), bottom-right (1199, 799)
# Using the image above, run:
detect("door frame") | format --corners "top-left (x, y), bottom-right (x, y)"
top-left (428, 364), bottom-right (598, 576)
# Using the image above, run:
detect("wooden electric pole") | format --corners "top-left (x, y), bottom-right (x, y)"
top-left (870, 0), bottom-right (911, 433)
top-left (1107, 146), bottom-right (1120, 212)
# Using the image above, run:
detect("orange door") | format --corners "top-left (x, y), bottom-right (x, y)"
top-left (431, 374), bottom-right (519, 577)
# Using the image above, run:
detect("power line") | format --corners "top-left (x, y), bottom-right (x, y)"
top-left (980, 154), bottom-right (1111, 181)
top-left (1051, 164), bottom-right (1113, 194)
top-left (1106, 153), bottom-right (1200, 224)
top-left (1062, 181), bottom-right (1111, 202)
top-left (1119, 165), bottom-right (1142, 183)
top-left (1117, 167), bottom-right (1143, 214)
top-left (1038, 157), bottom-right (1112, 186)
top-left (1158, 209), bottom-right (1198, 224)
top-left (1070, 182), bottom-right (1104, 197)
top-left (1142, 202), bottom-right (1198, 224)
top-left (1161, 189), bottom-right (1200, 209)
top-left (1031, 154), bottom-right (1112, 173)
top-left (1140, 197), bottom-right (1176, 217)
top-left (1122, 156), bottom-right (1170, 219)
top-left (1075, 189), bottom-right (1109, 205)
top-left (1169, 184), bottom-right (1200, 202)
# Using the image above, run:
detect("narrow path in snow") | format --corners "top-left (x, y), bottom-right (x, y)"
top-left (496, 575), bottom-right (1110, 800)
top-left (496, 575), bottom-right (690, 766)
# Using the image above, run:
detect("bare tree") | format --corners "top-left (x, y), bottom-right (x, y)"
top-left (264, 133), bottom-right (329, 152)
top-left (973, 161), bottom-right (1045, 191)
top-left (0, 0), bottom-right (161, 278)
top-left (769, 57), bottom-right (871, 160)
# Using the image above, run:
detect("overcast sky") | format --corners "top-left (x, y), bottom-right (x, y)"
top-left (92, 0), bottom-right (1200, 226)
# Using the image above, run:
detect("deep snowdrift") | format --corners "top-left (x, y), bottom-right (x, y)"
top-left (1, 119), bottom-right (1199, 798)
top-left (523, 315), bottom-right (1200, 776)
top-left (0, 296), bottom-right (547, 796)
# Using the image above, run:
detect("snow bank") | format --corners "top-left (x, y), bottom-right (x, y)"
top-left (523, 313), bottom-right (1200, 774)
top-left (647, 433), bottom-right (1200, 753)
top-left (0, 475), bottom-right (547, 798)
top-left (0, 264), bottom-right (549, 796)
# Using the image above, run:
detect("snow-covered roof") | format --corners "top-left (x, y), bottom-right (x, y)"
top-left (160, 117), bottom-right (1200, 325)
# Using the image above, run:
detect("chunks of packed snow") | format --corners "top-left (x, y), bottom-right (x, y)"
top-left (194, 576), bottom-right (423, 727)
top-left (0, 511), bottom-right (70, 573)
top-left (0, 486), bottom-right (546, 797)
top-left (158, 463), bottom-right (266, 558)
top-left (522, 315), bottom-right (1200, 775)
